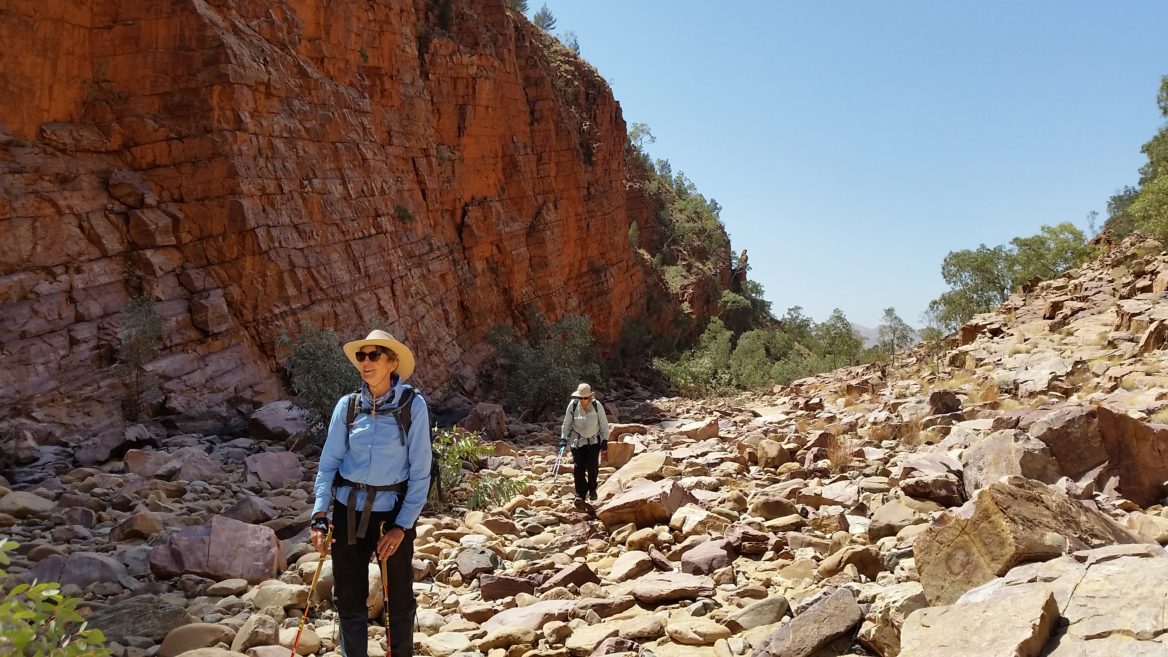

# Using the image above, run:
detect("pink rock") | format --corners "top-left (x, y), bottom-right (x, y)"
top-left (244, 451), bottom-right (302, 487)
top-left (150, 515), bottom-right (285, 584)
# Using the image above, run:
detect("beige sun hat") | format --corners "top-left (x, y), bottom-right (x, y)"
top-left (343, 330), bottom-right (416, 382)
top-left (571, 383), bottom-right (595, 399)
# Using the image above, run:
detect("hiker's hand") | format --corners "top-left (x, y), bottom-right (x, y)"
top-left (377, 527), bottom-right (406, 561)
top-left (310, 515), bottom-right (331, 555)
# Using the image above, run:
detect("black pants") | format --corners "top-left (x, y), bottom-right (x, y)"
top-left (571, 442), bottom-right (602, 498)
top-left (331, 500), bottom-right (416, 657)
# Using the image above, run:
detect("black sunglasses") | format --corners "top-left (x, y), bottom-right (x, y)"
top-left (355, 349), bottom-right (389, 362)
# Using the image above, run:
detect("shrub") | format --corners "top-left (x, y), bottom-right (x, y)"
top-left (394, 204), bottom-right (414, 223)
top-left (486, 311), bottom-right (602, 418)
top-left (115, 295), bottom-right (163, 420)
top-left (654, 319), bottom-right (734, 395)
top-left (466, 473), bottom-right (528, 511)
top-left (429, 427), bottom-right (491, 500)
top-left (627, 221), bottom-right (640, 249)
top-left (279, 322), bottom-right (358, 442)
top-left (0, 539), bottom-right (110, 657)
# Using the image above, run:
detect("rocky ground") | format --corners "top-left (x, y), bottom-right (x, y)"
top-left (4, 236), bottom-right (1168, 657)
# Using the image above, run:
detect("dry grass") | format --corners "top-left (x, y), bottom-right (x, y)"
top-left (1149, 407), bottom-right (1168, 424)
top-left (895, 418), bottom-right (924, 447)
top-left (976, 380), bottom-right (1001, 404)
top-left (1007, 343), bottom-right (1032, 356)
top-left (824, 433), bottom-right (851, 473)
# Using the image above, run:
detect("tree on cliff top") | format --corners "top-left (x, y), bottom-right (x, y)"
top-left (506, 0), bottom-right (529, 12)
top-left (1106, 74), bottom-right (1168, 242)
top-left (533, 4), bottom-right (556, 31)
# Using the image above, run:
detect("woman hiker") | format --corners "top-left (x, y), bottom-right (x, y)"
top-left (310, 329), bottom-right (431, 657)
top-left (559, 383), bottom-right (609, 505)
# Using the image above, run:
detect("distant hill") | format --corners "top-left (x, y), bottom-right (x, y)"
top-left (852, 323), bottom-right (881, 348)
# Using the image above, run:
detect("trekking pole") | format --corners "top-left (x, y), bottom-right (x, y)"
top-left (379, 521), bottom-right (392, 655)
top-left (290, 524), bottom-right (332, 657)
top-left (552, 446), bottom-right (565, 477)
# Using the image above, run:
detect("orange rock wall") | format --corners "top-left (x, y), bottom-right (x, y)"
top-left (0, 0), bottom-right (725, 430)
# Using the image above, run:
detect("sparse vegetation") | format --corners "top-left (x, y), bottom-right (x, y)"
top-left (0, 539), bottom-right (110, 657)
top-left (466, 473), bottom-right (529, 511)
top-left (115, 295), bottom-right (163, 420)
top-left (486, 310), bottom-right (603, 418)
top-left (430, 427), bottom-right (490, 502)
top-left (279, 322), bottom-right (358, 442)
top-left (394, 203), bottom-right (414, 223)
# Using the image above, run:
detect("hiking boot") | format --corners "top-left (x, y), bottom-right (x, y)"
top-left (588, 490), bottom-right (597, 501)
top-left (573, 495), bottom-right (585, 507)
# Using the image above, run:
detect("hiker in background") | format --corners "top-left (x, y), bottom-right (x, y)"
top-left (310, 329), bottom-right (431, 657)
top-left (559, 383), bottom-right (609, 504)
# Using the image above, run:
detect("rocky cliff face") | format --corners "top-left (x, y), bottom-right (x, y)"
top-left (0, 0), bottom-right (721, 431)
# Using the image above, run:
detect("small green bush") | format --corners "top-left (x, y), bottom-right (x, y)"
top-left (430, 427), bottom-right (491, 500)
top-left (466, 473), bottom-right (528, 511)
top-left (279, 322), bottom-right (358, 442)
top-left (0, 539), bottom-right (110, 657)
top-left (394, 204), bottom-right (414, 223)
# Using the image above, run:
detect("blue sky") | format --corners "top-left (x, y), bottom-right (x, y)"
top-left (536, 1), bottom-right (1167, 328)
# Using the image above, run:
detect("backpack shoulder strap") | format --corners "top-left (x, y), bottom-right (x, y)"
top-left (344, 391), bottom-right (360, 450)
top-left (391, 386), bottom-right (416, 446)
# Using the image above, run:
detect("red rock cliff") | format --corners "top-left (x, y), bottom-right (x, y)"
top-left (0, 0), bottom-right (727, 430)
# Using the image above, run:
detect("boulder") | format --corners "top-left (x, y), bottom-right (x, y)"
top-left (150, 515), bottom-right (285, 584)
top-left (913, 477), bottom-right (1140, 606)
top-left (87, 595), bottom-right (196, 643)
top-left (631, 573), bottom-right (715, 605)
top-left (596, 479), bottom-right (697, 528)
top-left (244, 452), bottom-right (302, 487)
top-left (458, 403), bottom-right (507, 442)
top-left (900, 585), bottom-right (1058, 657)
top-left (248, 401), bottom-right (308, 443)
top-left (961, 429), bottom-right (1061, 494)
top-left (750, 588), bottom-right (863, 657)
top-left (1027, 405), bottom-right (1107, 480)
top-left (1095, 405), bottom-right (1168, 506)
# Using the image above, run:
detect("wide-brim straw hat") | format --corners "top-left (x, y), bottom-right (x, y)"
top-left (343, 330), bottom-right (416, 382)
top-left (571, 383), bottom-right (595, 398)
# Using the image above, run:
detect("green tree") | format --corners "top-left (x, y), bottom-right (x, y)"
top-left (560, 31), bottom-right (580, 55)
top-left (279, 323), bottom-right (358, 443)
top-left (486, 311), bottom-right (602, 418)
top-left (1009, 223), bottom-right (1092, 284)
top-left (506, 0), bottom-right (529, 12)
top-left (115, 295), bottom-right (163, 420)
top-left (929, 223), bottom-right (1092, 332)
top-left (1106, 75), bottom-right (1168, 241)
top-left (533, 3), bottom-right (556, 31)
top-left (877, 307), bottom-right (916, 357)
top-left (928, 244), bottom-right (1013, 332)
top-left (814, 309), bottom-right (863, 366)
